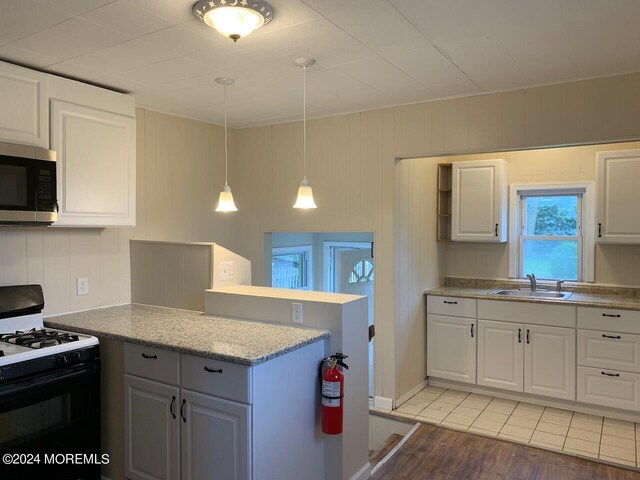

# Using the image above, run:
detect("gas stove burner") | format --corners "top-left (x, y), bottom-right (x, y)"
top-left (0, 328), bottom-right (80, 349)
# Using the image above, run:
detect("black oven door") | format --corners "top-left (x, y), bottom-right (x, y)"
top-left (0, 361), bottom-right (101, 480)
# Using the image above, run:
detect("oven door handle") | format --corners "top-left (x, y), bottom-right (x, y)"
top-left (0, 362), bottom-right (99, 399)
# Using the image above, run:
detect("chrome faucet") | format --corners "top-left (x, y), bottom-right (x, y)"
top-left (526, 273), bottom-right (537, 291)
top-left (556, 280), bottom-right (565, 292)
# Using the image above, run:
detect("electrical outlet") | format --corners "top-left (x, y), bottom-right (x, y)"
top-left (292, 302), bottom-right (303, 324)
top-left (220, 261), bottom-right (234, 281)
top-left (76, 277), bottom-right (89, 296)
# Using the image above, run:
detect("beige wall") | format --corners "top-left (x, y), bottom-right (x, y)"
top-left (442, 141), bottom-right (640, 286)
top-left (132, 109), bottom-right (237, 248)
top-left (230, 71), bottom-right (640, 403)
top-left (0, 228), bottom-right (131, 316)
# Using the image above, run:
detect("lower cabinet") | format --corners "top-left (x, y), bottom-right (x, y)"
top-left (427, 314), bottom-right (476, 384)
top-left (577, 366), bottom-right (640, 411)
top-left (477, 320), bottom-right (523, 392)
top-left (524, 324), bottom-right (575, 400)
top-left (476, 321), bottom-right (575, 400)
top-left (125, 375), bottom-right (180, 480)
top-left (181, 390), bottom-right (251, 480)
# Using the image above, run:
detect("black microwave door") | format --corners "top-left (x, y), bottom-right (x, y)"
top-left (0, 156), bottom-right (35, 211)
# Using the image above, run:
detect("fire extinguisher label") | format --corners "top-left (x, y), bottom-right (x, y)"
top-left (322, 381), bottom-right (341, 407)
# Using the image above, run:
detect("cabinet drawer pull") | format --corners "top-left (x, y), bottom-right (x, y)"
top-left (180, 399), bottom-right (187, 423)
top-left (141, 353), bottom-right (157, 359)
top-left (443, 300), bottom-right (457, 305)
top-left (204, 366), bottom-right (223, 374)
top-left (598, 223), bottom-right (602, 238)
top-left (601, 313), bottom-right (621, 318)
top-left (170, 395), bottom-right (176, 419)
top-left (526, 329), bottom-right (530, 344)
top-left (601, 371), bottom-right (620, 378)
top-left (495, 223), bottom-right (498, 236)
top-left (518, 328), bottom-right (522, 343)
top-left (602, 334), bottom-right (621, 339)
top-left (470, 324), bottom-right (474, 338)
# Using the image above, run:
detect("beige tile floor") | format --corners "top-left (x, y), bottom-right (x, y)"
top-left (393, 386), bottom-right (640, 470)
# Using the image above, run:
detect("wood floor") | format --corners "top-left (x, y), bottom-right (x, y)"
top-left (373, 424), bottom-right (640, 480)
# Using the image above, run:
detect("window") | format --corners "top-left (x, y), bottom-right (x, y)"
top-left (271, 246), bottom-right (312, 290)
top-left (509, 183), bottom-right (595, 282)
top-left (348, 259), bottom-right (374, 284)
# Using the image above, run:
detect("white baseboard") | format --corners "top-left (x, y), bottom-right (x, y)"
top-left (395, 379), bottom-right (428, 407)
top-left (349, 461), bottom-right (372, 480)
top-left (430, 378), bottom-right (640, 423)
top-left (373, 395), bottom-right (393, 411)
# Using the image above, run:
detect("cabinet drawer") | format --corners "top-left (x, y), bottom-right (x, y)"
top-left (124, 343), bottom-right (180, 385)
top-left (578, 329), bottom-right (640, 373)
top-left (427, 296), bottom-right (476, 318)
top-left (181, 354), bottom-right (251, 404)
top-left (577, 366), bottom-right (640, 411)
top-left (577, 307), bottom-right (640, 335)
top-left (478, 300), bottom-right (575, 328)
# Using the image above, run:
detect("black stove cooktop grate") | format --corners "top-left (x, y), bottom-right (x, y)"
top-left (0, 328), bottom-right (79, 349)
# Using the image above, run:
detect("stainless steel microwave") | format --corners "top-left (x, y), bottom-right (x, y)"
top-left (0, 141), bottom-right (57, 225)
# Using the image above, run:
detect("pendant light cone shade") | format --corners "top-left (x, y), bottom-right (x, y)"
top-left (293, 58), bottom-right (317, 209)
top-left (214, 77), bottom-right (238, 213)
top-left (216, 183), bottom-right (238, 212)
top-left (293, 178), bottom-right (317, 209)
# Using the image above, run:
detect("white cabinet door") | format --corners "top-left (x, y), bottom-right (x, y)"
top-left (577, 366), bottom-right (640, 411)
top-left (125, 375), bottom-right (180, 480)
top-left (0, 61), bottom-right (48, 147)
top-left (181, 389), bottom-right (251, 480)
top-left (451, 159), bottom-right (507, 242)
top-left (427, 314), bottom-right (476, 384)
top-left (477, 320), bottom-right (524, 392)
top-left (524, 325), bottom-right (576, 400)
top-left (51, 99), bottom-right (135, 226)
top-left (596, 150), bottom-right (640, 244)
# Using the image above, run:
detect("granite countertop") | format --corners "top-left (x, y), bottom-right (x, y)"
top-left (425, 278), bottom-right (640, 311)
top-left (44, 304), bottom-right (330, 366)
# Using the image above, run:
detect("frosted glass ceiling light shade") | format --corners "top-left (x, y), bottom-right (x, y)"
top-left (293, 58), bottom-right (317, 210)
top-left (193, 0), bottom-right (273, 42)
top-left (293, 178), bottom-right (317, 209)
top-left (215, 184), bottom-right (238, 212)
top-left (214, 77), bottom-right (238, 213)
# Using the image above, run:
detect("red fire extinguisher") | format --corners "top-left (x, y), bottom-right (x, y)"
top-left (319, 353), bottom-right (349, 435)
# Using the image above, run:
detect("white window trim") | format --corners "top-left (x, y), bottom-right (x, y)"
top-left (508, 182), bottom-right (595, 283)
top-left (272, 245), bottom-right (313, 290)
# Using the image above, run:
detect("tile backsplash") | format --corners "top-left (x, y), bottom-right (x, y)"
top-left (0, 228), bottom-right (131, 317)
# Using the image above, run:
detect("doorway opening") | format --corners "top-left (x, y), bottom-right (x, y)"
top-left (267, 232), bottom-right (375, 399)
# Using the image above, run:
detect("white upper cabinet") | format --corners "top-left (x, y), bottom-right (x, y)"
top-left (0, 61), bottom-right (48, 147)
top-left (451, 159), bottom-right (507, 242)
top-left (49, 76), bottom-right (136, 227)
top-left (596, 150), bottom-right (640, 244)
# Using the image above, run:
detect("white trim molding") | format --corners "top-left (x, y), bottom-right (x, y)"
top-left (508, 182), bottom-right (595, 282)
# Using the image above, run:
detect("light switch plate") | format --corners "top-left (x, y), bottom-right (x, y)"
top-left (76, 277), bottom-right (89, 296)
top-left (220, 261), bottom-right (234, 280)
top-left (292, 302), bottom-right (303, 324)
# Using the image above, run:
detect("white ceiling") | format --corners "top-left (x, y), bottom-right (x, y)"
top-left (1, 0), bottom-right (640, 127)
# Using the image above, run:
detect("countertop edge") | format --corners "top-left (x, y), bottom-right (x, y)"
top-left (425, 289), bottom-right (640, 311)
top-left (43, 316), bottom-right (330, 367)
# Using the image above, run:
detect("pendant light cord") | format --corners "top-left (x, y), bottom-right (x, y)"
top-left (224, 84), bottom-right (229, 186)
top-left (303, 65), bottom-right (307, 181)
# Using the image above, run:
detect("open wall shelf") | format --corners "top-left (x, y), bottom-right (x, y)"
top-left (437, 163), bottom-right (452, 242)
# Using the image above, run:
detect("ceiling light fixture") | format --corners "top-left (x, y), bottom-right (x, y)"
top-left (293, 58), bottom-right (317, 210)
top-left (214, 77), bottom-right (238, 213)
top-left (193, 0), bottom-right (274, 42)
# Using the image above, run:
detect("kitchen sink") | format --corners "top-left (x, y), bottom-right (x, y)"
top-left (490, 289), bottom-right (573, 300)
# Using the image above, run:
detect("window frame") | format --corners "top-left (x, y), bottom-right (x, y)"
top-left (271, 245), bottom-right (313, 290)
top-left (508, 182), bottom-right (595, 283)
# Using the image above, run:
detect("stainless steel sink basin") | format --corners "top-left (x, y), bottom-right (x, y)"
top-left (490, 289), bottom-right (572, 300)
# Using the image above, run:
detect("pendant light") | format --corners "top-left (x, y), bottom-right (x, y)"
top-left (293, 58), bottom-right (317, 209)
top-left (215, 77), bottom-right (238, 213)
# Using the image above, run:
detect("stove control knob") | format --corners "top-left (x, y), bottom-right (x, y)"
top-left (71, 352), bottom-right (82, 363)
top-left (57, 355), bottom-right (69, 366)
